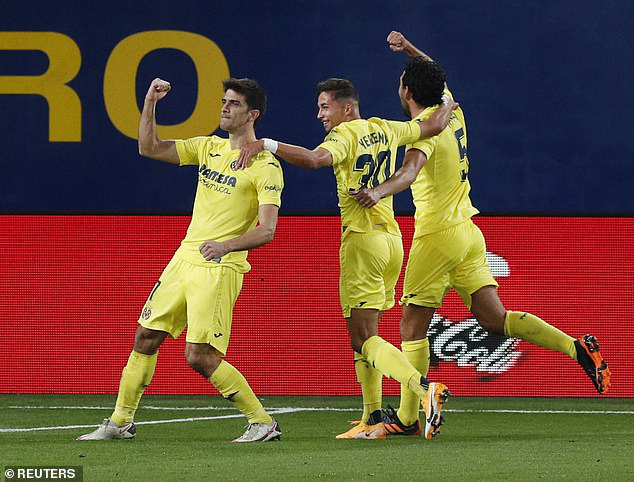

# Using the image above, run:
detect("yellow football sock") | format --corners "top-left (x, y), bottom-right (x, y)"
top-left (111, 350), bottom-right (158, 426)
top-left (354, 351), bottom-right (382, 423)
top-left (361, 336), bottom-right (426, 399)
top-left (209, 360), bottom-right (272, 424)
top-left (397, 338), bottom-right (430, 426)
top-left (504, 311), bottom-right (576, 359)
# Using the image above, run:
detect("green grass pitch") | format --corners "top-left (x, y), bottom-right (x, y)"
top-left (1, 395), bottom-right (633, 481)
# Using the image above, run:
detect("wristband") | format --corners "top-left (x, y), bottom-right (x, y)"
top-left (262, 138), bottom-right (279, 154)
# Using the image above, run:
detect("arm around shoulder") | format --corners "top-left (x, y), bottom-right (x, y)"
top-left (416, 99), bottom-right (459, 139)
top-left (353, 148), bottom-right (427, 208)
top-left (274, 143), bottom-right (333, 170)
top-left (237, 140), bottom-right (332, 171)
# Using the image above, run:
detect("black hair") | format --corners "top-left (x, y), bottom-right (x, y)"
top-left (222, 78), bottom-right (267, 125)
top-left (402, 57), bottom-right (446, 107)
top-left (316, 78), bottom-right (360, 104)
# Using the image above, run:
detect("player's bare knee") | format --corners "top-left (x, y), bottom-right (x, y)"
top-left (185, 344), bottom-right (222, 377)
top-left (400, 323), bottom-right (419, 342)
top-left (350, 336), bottom-right (366, 354)
top-left (400, 304), bottom-right (434, 341)
top-left (349, 329), bottom-right (372, 353)
top-left (185, 350), bottom-right (208, 376)
top-left (133, 326), bottom-right (165, 355)
top-left (472, 305), bottom-right (506, 334)
top-left (477, 315), bottom-right (505, 334)
top-left (346, 309), bottom-right (379, 353)
top-left (400, 314), bottom-right (428, 341)
top-left (346, 322), bottom-right (366, 353)
top-left (470, 286), bottom-right (506, 334)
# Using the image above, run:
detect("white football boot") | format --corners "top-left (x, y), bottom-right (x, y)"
top-left (232, 419), bottom-right (281, 443)
top-left (76, 418), bottom-right (136, 440)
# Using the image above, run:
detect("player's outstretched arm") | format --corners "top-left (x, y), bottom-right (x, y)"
top-left (138, 78), bottom-right (179, 164)
top-left (238, 139), bottom-right (332, 170)
top-left (387, 30), bottom-right (434, 62)
top-left (388, 30), bottom-right (450, 91)
top-left (416, 99), bottom-right (459, 139)
top-left (352, 149), bottom-right (427, 208)
top-left (199, 204), bottom-right (279, 261)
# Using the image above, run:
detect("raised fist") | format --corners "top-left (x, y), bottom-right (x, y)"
top-left (146, 78), bottom-right (171, 102)
top-left (387, 31), bottom-right (410, 52)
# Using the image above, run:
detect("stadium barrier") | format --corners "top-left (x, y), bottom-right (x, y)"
top-left (1, 215), bottom-right (632, 397)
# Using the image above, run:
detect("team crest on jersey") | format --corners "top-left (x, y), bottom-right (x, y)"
top-left (230, 160), bottom-right (239, 170)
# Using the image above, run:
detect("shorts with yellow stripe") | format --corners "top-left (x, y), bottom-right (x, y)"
top-left (400, 219), bottom-right (497, 309)
top-left (339, 227), bottom-right (404, 318)
top-left (138, 254), bottom-right (243, 355)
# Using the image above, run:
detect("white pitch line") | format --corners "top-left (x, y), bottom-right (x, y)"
top-left (5, 405), bottom-right (634, 415)
top-left (448, 409), bottom-right (634, 415)
top-left (7, 405), bottom-right (236, 411)
top-left (0, 408), bottom-right (298, 433)
top-left (1, 406), bottom-right (632, 434)
top-left (268, 407), bottom-right (634, 415)
top-left (4, 405), bottom-right (359, 412)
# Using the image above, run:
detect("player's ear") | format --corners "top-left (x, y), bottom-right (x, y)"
top-left (248, 109), bottom-right (261, 124)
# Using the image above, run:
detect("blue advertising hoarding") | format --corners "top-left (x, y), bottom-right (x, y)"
top-left (1, 0), bottom-right (632, 214)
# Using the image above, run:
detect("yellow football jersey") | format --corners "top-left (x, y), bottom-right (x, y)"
top-left (318, 118), bottom-right (420, 237)
top-left (406, 90), bottom-right (479, 237)
top-left (174, 135), bottom-right (283, 272)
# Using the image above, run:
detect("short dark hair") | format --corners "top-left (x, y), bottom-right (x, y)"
top-left (402, 57), bottom-right (446, 107)
top-left (316, 78), bottom-right (359, 104)
top-left (222, 78), bottom-right (267, 125)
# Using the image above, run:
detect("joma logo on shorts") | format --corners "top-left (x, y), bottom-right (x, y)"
top-left (199, 163), bottom-right (237, 187)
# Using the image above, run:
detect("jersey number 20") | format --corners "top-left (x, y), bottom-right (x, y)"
top-left (353, 150), bottom-right (392, 189)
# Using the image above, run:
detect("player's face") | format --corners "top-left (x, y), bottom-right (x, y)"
top-left (317, 92), bottom-right (347, 132)
top-left (398, 72), bottom-right (412, 119)
top-left (219, 89), bottom-right (253, 132)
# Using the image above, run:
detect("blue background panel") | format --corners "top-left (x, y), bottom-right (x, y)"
top-left (1, 0), bottom-right (632, 214)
